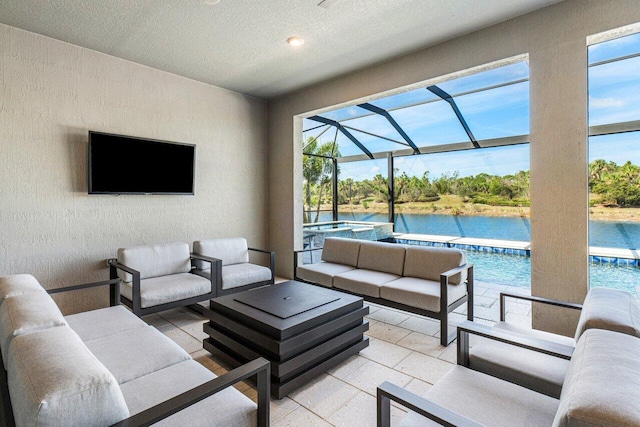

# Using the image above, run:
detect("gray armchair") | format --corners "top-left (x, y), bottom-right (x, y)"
top-left (109, 242), bottom-right (216, 316)
top-left (378, 322), bottom-right (640, 427)
top-left (192, 238), bottom-right (274, 297)
top-left (466, 287), bottom-right (640, 397)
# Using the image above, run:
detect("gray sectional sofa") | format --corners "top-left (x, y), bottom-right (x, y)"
top-left (294, 237), bottom-right (474, 345)
top-left (0, 274), bottom-right (269, 427)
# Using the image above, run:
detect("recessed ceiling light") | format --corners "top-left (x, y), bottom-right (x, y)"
top-left (287, 37), bottom-right (305, 47)
top-left (200, 0), bottom-right (220, 4)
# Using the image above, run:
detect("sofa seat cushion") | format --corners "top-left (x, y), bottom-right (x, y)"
top-left (399, 366), bottom-right (558, 427)
top-left (380, 277), bottom-right (467, 312)
top-left (117, 242), bottom-right (192, 282)
top-left (84, 325), bottom-right (191, 384)
top-left (222, 263), bottom-right (271, 290)
top-left (469, 336), bottom-right (570, 398)
top-left (321, 237), bottom-right (361, 267)
top-left (65, 305), bottom-right (147, 342)
top-left (8, 326), bottom-right (130, 427)
top-left (573, 287), bottom-right (640, 341)
top-left (357, 241), bottom-right (406, 275)
top-left (403, 246), bottom-right (466, 284)
top-left (193, 237), bottom-right (250, 269)
top-left (554, 329), bottom-right (640, 427)
top-left (297, 262), bottom-right (356, 287)
top-left (121, 272), bottom-right (211, 308)
top-left (0, 274), bottom-right (44, 305)
top-left (0, 291), bottom-right (67, 366)
top-left (334, 269), bottom-right (399, 298)
top-left (120, 360), bottom-right (256, 426)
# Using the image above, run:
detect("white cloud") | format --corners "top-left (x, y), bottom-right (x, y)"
top-left (590, 97), bottom-right (625, 109)
top-left (370, 166), bottom-right (380, 174)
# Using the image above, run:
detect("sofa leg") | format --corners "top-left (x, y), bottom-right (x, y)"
top-left (440, 318), bottom-right (448, 346)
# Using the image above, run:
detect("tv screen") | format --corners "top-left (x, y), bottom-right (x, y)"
top-left (88, 131), bottom-right (195, 195)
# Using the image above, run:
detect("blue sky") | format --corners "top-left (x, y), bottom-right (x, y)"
top-left (304, 33), bottom-right (640, 181)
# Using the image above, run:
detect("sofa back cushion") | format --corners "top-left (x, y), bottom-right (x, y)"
top-left (8, 326), bottom-right (130, 427)
top-left (573, 287), bottom-right (640, 342)
top-left (0, 274), bottom-right (45, 306)
top-left (193, 238), bottom-right (249, 269)
top-left (0, 291), bottom-right (67, 367)
top-left (322, 237), bottom-right (361, 267)
top-left (554, 329), bottom-right (640, 427)
top-left (117, 242), bottom-right (191, 282)
top-left (403, 246), bottom-right (466, 285)
top-left (357, 241), bottom-right (405, 275)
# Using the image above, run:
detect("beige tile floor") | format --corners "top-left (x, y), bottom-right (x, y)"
top-left (142, 279), bottom-right (532, 426)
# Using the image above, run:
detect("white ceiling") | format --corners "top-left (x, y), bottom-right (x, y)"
top-left (0, 0), bottom-right (562, 99)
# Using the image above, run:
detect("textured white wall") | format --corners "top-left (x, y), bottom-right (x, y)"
top-left (0, 24), bottom-right (268, 313)
top-left (268, 0), bottom-right (640, 334)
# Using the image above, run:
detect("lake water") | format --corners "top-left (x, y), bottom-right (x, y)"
top-left (326, 211), bottom-right (640, 249)
top-left (314, 211), bottom-right (640, 294)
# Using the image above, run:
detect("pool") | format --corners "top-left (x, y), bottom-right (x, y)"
top-left (464, 251), bottom-right (640, 295)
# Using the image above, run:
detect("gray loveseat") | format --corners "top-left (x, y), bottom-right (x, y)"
top-left (0, 274), bottom-right (269, 427)
top-left (294, 237), bottom-right (474, 346)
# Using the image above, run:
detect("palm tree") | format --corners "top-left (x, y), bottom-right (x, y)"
top-left (303, 137), bottom-right (339, 223)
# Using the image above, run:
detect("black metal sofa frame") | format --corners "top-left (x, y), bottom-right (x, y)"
top-left (0, 278), bottom-right (271, 427)
top-left (294, 244), bottom-right (474, 346)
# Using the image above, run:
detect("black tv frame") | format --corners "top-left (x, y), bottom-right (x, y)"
top-left (87, 131), bottom-right (196, 195)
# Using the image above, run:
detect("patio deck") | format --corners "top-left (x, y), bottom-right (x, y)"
top-left (141, 277), bottom-right (535, 426)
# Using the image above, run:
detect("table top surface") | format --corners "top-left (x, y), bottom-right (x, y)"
top-left (210, 280), bottom-right (363, 333)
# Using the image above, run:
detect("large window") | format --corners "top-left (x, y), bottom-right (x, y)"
top-left (302, 59), bottom-right (532, 287)
top-left (588, 31), bottom-right (640, 295)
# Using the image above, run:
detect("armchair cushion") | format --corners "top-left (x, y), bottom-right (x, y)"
top-left (573, 287), bottom-right (640, 341)
top-left (0, 291), bottom-right (67, 367)
top-left (117, 242), bottom-right (192, 282)
top-left (554, 329), bottom-right (640, 427)
top-left (193, 238), bottom-right (249, 269)
top-left (321, 237), bottom-right (361, 267)
top-left (357, 241), bottom-right (406, 275)
top-left (121, 272), bottom-right (212, 308)
top-left (220, 263), bottom-right (272, 290)
top-left (120, 360), bottom-right (256, 426)
top-left (380, 276), bottom-right (467, 313)
top-left (8, 326), bottom-right (130, 427)
top-left (399, 366), bottom-right (558, 427)
top-left (0, 274), bottom-right (44, 306)
top-left (297, 261), bottom-right (356, 287)
top-left (403, 246), bottom-right (466, 285)
top-left (84, 326), bottom-right (191, 384)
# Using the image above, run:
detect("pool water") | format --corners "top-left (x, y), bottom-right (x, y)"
top-left (466, 251), bottom-right (640, 295)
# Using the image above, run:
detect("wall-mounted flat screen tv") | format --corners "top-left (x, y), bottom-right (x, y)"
top-left (88, 131), bottom-right (195, 195)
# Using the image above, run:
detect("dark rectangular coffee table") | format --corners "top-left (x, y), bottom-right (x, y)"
top-left (203, 280), bottom-right (369, 398)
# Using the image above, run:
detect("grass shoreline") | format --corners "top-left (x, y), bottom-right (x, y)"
top-left (316, 195), bottom-right (640, 222)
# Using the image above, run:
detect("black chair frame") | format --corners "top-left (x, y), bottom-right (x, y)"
top-left (109, 254), bottom-right (218, 317)
top-left (294, 246), bottom-right (474, 346)
top-left (0, 278), bottom-right (270, 427)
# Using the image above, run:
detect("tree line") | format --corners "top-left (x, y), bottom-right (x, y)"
top-left (303, 138), bottom-right (640, 222)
